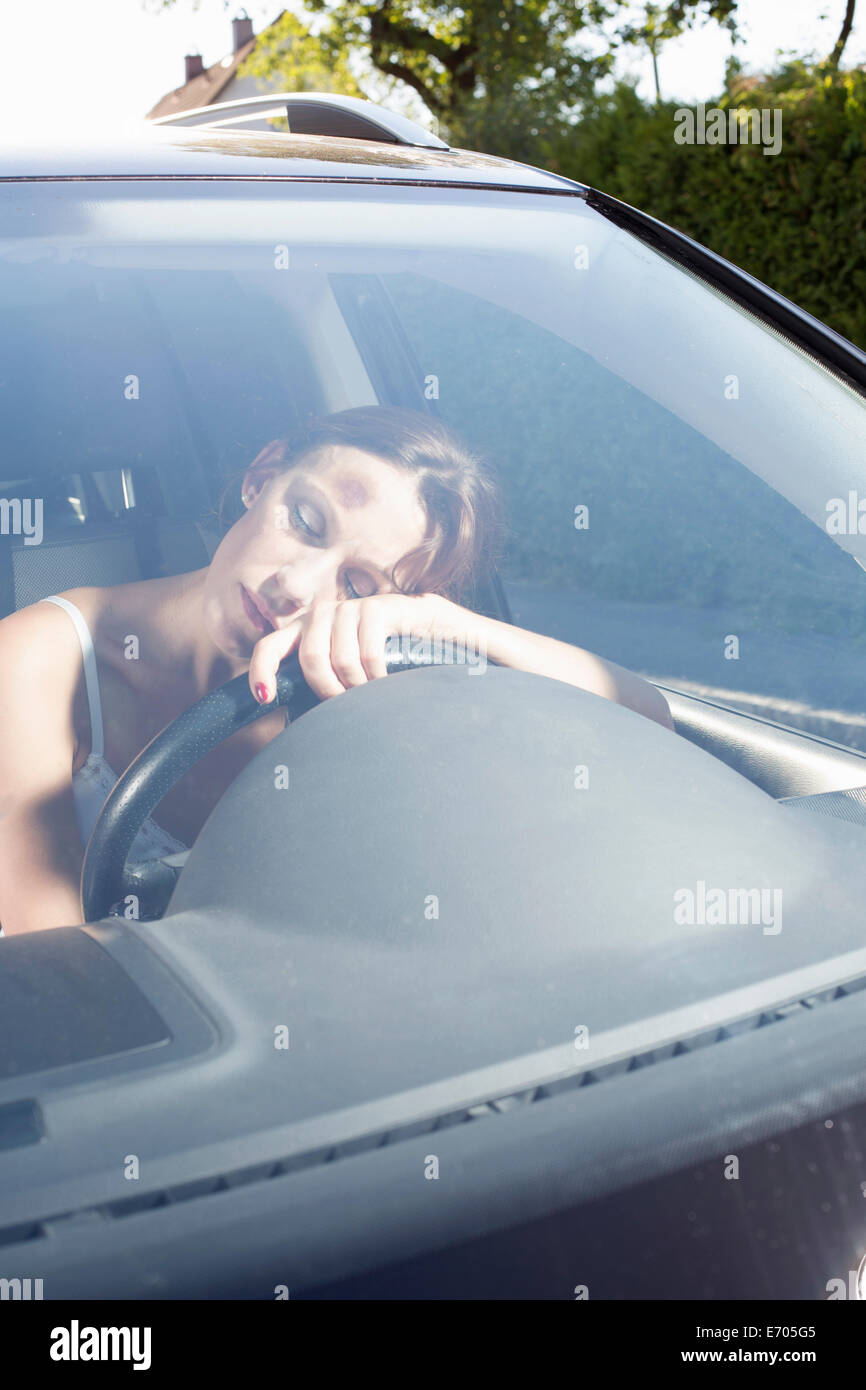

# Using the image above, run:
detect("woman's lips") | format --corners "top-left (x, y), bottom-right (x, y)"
top-left (241, 585), bottom-right (273, 635)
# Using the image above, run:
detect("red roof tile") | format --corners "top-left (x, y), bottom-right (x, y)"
top-left (146, 33), bottom-right (261, 120)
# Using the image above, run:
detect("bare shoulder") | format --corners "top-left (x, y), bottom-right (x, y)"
top-left (0, 587), bottom-right (112, 696)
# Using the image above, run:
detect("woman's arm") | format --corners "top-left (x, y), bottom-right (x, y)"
top-left (247, 593), bottom-right (675, 732)
top-left (0, 606), bottom-right (86, 935)
top-left (467, 606), bottom-right (675, 730)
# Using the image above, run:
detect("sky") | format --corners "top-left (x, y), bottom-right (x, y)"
top-left (3, 0), bottom-right (864, 139)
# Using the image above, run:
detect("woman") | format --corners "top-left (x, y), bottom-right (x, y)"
top-left (0, 406), bottom-right (673, 936)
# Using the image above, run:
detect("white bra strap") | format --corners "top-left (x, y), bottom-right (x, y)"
top-left (41, 595), bottom-right (105, 759)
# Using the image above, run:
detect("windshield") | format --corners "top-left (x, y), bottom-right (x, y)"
top-left (2, 180), bottom-right (866, 747)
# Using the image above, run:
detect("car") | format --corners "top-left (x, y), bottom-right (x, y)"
top-left (1, 91), bottom-right (866, 1302)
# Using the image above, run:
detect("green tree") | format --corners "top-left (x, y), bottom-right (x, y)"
top-left (238, 9), bottom-right (366, 99)
top-left (616, 1), bottom-right (737, 105)
top-left (825, 0), bottom-right (857, 71)
top-left (552, 59), bottom-right (866, 349)
top-left (148, 1), bottom-right (740, 158)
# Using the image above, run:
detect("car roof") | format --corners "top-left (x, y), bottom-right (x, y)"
top-left (0, 124), bottom-right (585, 194)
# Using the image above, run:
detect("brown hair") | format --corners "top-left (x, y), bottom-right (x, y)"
top-left (220, 405), bottom-right (505, 600)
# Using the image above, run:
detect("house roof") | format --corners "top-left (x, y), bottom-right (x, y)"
top-left (146, 38), bottom-right (257, 120)
top-left (145, 12), bottom-right (290, 121)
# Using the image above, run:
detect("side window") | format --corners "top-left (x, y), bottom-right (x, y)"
top-left (385, 272), bottom-right (866, 750)
top-left (0, 259), bottom-right (324, 524)
top-left (0, 248), bottom-right (329, 614)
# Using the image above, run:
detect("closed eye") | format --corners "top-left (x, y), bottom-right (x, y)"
top-left (292, 502), bottom-right (376, 600)
top-left (291, 502), bottom-right (322, 539)
top-left (344, 571), bottom-right (378, 601)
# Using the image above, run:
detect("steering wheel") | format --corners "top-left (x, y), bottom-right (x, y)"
top-left (80, 642), bottom-right (459, 923)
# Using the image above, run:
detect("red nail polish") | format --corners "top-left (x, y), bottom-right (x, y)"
top-left (255, 682), bottom-right (270, 703)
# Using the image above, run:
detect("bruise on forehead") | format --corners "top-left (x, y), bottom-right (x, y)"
top-left (334, 474), bottom-right (371, 509)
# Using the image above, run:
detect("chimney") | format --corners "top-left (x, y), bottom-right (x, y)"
top-left (231, 12), bottom-right (254, 52)
top-left (184, 53), bottom-right (205, 83)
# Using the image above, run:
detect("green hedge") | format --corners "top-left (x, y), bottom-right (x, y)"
top-left (548, 64), bottom-right (866, 350)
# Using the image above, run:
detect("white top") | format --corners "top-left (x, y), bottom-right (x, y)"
top-left (42, 594), bottom-right (190, 865)
top-left (0, 596), bottom-right (189, 938)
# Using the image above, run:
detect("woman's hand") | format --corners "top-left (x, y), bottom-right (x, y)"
top-left (248, 593), bottom-right (481, 703)
top-left (246, 591), bottom-right (674, 732)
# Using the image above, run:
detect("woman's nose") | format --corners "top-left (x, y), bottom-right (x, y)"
top-left (271, 551), bottom-right (340, 610)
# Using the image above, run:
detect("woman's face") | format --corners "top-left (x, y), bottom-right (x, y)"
top-left (203, 441), bottom-right (430, 659)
